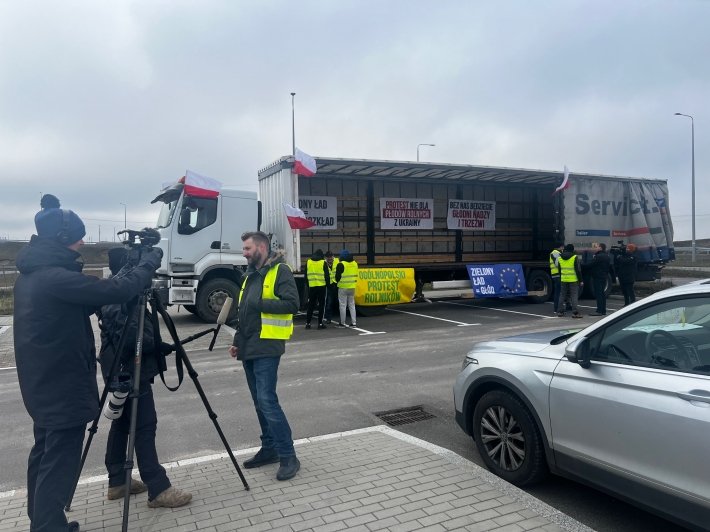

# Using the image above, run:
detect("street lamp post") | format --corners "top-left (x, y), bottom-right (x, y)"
top-left (120, 202), bottom-right (127, 229)
top-left (675, 113), bottom-right (696, 263)
top-left (417, 143), bottom-right (435, 162)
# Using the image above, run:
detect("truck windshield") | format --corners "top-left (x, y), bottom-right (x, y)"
top-left (156, 200), bottom-right (178, 228)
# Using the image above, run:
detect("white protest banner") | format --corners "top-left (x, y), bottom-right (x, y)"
top-left (379, 198), bottom-right (434, 230)
top-left (298, 196), bottom-right (337, 230)
top-left (447, 200), bottom-right (496, 230)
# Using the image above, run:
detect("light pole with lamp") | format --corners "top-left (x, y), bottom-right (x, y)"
top-left (417, 143), bottom-right (435, 162)
top-left (120, 202), bottom-right (127, 230)
top-left (674, 112), bottom-right (695, 263)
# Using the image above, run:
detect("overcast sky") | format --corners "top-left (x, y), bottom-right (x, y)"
top-left (1, 0), bottom-right (707, 243)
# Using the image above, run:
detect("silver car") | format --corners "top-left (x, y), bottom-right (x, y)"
top-left (454, 280), bottom-right (710, 531)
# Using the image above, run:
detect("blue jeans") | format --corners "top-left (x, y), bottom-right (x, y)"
top-left (242, 357), bottom-right (295, 457)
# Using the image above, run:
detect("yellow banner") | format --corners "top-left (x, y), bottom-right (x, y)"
top-left (355, 268), bottom-right (416, 306)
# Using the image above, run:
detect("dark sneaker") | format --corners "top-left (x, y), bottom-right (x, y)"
top-left (351, 323), bottom-right (357, 328)
top-left (107, 478), bottom-right (148, 500)
top-left (243, 448), bottom-right (279, 469)
top-left (147, 486), bottom-right (192, 508)
top-left (336, 322), bottom-right (346, 328)
top-left (305, 323), bottom-right (311, 329)
top-left (572, 313), bottom-right (583, 319)
top-left (557, 313), bottom-right (564, 317)
top-left (318, 323), bottom-right (327, 329)
top-left (276, 456), bottom-right (300, 481)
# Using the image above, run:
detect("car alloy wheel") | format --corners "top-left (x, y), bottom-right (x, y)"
top-left (472, 390), bottom-right (547, 486)
top-left (479, 405), bottom-right (525, 471)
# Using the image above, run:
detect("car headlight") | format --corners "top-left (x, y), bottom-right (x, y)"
top-left (462, 356), bottom-right (479, 371)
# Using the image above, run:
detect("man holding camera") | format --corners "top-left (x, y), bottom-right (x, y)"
top-left (98, 248), bottom-right (192, 509)
top-left (13, 195), bottom-right (163, 532)
top-left (228, 231), bottom-right (301, 481)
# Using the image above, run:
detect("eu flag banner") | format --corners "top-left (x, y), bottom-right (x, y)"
top-left (467, 264), bottom-right (528, 298)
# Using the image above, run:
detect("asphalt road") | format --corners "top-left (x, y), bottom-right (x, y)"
top-left (0, 295), bottom-right (689, 531)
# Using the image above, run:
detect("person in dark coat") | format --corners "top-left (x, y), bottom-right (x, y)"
top-left (228, 231), bottom-right (301, 481)
top-left (13, 195), bottom-right (163, 532)
top-left (98, 248), bottom-right (192, 508)
top-left (615, 243), bottom-right (638, 306)
top-left (588, 242), bottom-right (611, 316)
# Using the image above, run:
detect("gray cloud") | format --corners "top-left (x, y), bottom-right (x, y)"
top-left (1, 0), bottom-right (707, 242)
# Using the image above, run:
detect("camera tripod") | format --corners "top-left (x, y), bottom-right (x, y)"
top-left (65, 282), bottom-right (249, 531)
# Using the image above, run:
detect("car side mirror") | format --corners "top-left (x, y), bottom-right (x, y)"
top-left (565, 337), bottom-right (591, 369)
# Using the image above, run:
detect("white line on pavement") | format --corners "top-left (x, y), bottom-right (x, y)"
top-left (387, 307), bottom-right (480, 327)
top-left (442, 300), bottom-right (557, 319)
top-left (0, 326), bottom-right (9, 337)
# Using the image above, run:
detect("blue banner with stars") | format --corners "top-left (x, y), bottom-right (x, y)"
top-left (466, 263), bottom-right (528, 298)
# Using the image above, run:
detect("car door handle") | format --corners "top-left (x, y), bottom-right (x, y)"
top-left (676, 389), bottom-right (710, 404)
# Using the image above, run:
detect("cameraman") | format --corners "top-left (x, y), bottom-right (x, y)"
top-left (98, 248), bottom-right (192, 509)
top-left (14, 195), bottom-right (164, 532)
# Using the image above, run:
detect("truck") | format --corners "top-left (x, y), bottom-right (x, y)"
top-left (258, 156), bottom-right (674, 304)
top-left (150, 157), bottom-right (674, 321)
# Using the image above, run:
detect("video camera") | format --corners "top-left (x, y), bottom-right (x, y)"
top-left (117, 228), bottom-right (161, 249)
top-left (610, 240), bottom-right (627, 256)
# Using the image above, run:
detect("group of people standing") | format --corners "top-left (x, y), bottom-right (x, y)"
top-left (549, 241), bottom-right (638, 318)
top-left (304, 248), bottom-right (358, 329)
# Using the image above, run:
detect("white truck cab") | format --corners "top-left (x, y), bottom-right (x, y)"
top-left (151, 182), bottom-right (259, 322)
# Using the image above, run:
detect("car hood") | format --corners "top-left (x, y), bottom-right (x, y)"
top-left (470, 328), bottom-right (582, 356)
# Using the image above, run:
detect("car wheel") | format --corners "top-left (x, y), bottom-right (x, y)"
top-left (472, 390), bottom-right (547, 486)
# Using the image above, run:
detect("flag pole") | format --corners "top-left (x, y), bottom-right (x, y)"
top-left (290, 92), bottom-right (301, 271)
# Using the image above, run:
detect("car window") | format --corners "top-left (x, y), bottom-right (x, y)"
top-left (589, 296), bottom-right (710, 375)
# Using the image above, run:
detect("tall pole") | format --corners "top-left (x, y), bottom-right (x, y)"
top-left (417, 143), bottom-right (435, 162)
top-left (291, 92), bottom-right (296, 157)
top-left (290, 92), bottom-right (300, 269)
top-left (675, 113), bottom-right (696, 263)
top-left (120, 202), bottom-right (127, 229)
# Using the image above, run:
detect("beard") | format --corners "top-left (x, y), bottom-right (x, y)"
top-left (247, 249), bottom-right (265, 269)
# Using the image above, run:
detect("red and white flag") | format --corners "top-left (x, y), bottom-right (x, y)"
top-left (293, 148), bottom-right (317, 177)
top-left (283, 202), bottom-right (316, 230)
top-left (553, 166), bottom-right (571, 195)
top-left (179, 170), bottom-right (222, 198)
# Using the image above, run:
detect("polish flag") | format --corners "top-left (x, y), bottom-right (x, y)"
top-left (283, 202), bottom-right (316, 230)
top-left (553, 166), bottom-right (571, 195)
top-left (293, 148), bottom-right (317, 177)
top-left (179, 170), bottom-right (222, 198)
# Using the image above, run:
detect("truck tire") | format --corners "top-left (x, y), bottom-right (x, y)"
top-left (196, 278), bottom-right (239, 323)
top-left (525, 270), bottom-right (551, 304)
top-left (182, 305), bottom-right (198, 315)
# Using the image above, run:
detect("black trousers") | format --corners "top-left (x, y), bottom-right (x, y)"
top-left (27, 423), bottom-right (85, 531)
top-left (324, 284), bottom-right (338, 321)
top-left (593, 277), bottom-right (607, 314)
top-left (621, 282), bottom-right (636, 306)
top-left (306, 285), bottom-right (327, 325)
top-left (105, 383), bottom-right (170, 499)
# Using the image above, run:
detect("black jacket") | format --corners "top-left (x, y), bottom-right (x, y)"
top-left (13, 237), bottom-right (158, 429)
top-left (232, 251), bottom-right (299, 360)
top-left (616, 253), bottom-right (637, 283)
top-left (589, 250), bottom-right (611, 279)
top-left (98, 297), bottom-right (166, 385)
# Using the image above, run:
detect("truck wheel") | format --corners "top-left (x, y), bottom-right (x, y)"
top-left (196, 279), bottom-right (239, 323)
top-left (525, 270), bottom-right (551, 304)
top-left (182, 305), bottom-right (198, 315)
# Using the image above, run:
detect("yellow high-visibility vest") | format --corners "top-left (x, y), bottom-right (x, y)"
top-left (239, 263), bottom-right (293, 340)
top-left (306, 259), bottom-right (326, 287)
top-left (558, 255), bottom-right (579, 283)
top-left (338, 260), bottom-right (359, 289)
top-left (327, 258), bottom-right (339, 284)
top-left (549, 249), bottom-right (561, 276)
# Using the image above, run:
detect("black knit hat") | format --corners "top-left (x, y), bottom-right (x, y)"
top-left (34, 194), bottom-right (86, 244)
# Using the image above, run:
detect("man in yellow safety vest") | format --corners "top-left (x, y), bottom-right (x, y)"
top-left (229, 231), bottom-right (301, 480)
top-left (323, 250), bottom-right (339, 323)
top-left (557, 243), bottom-right (583, 318)
top-left (335, 249), bottom-right (358, 328)
top-left (305, 249), bottom-right (329, 329)
top-left (549, 243), bottom-right (564, 314)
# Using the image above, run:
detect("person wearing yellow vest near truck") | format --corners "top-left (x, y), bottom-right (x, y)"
top-left (549, 243), bottom-right (564, 314)
top-left (305, 249), bottom-right (329, 329)
top-left (335, 249), bottom-right (358, 328)
top-left (557, 243), bottom-right (583, 318)
top-left (228, 231), bottom-right (301, 480)
top-left (323, 250), bottom-right (339, 324)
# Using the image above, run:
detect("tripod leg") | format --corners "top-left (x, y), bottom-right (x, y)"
top-left (65, 300), bottom-right (141, 512)
top-left (152, 293), bottom-right (250, 490)
top-left (121, 291), bottom-right (149, 532)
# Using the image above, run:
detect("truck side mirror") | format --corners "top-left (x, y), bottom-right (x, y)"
top-left (565, 337), bottom-right (591, 369)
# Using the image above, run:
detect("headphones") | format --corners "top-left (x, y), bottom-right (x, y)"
top-left (56, 209), bottom-right (72, 244)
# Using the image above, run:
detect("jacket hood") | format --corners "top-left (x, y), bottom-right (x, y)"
top-left (15, 235), bottom-right (83, 274)
top-left (560, 250), bottom-right (576, 260)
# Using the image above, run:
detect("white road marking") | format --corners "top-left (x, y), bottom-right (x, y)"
top-left (387, 308), bottom-right (480, 327)
top-left (0, 326), bottom-right (9, 337)
top-left (442, 300), bottom-right (557, 319)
